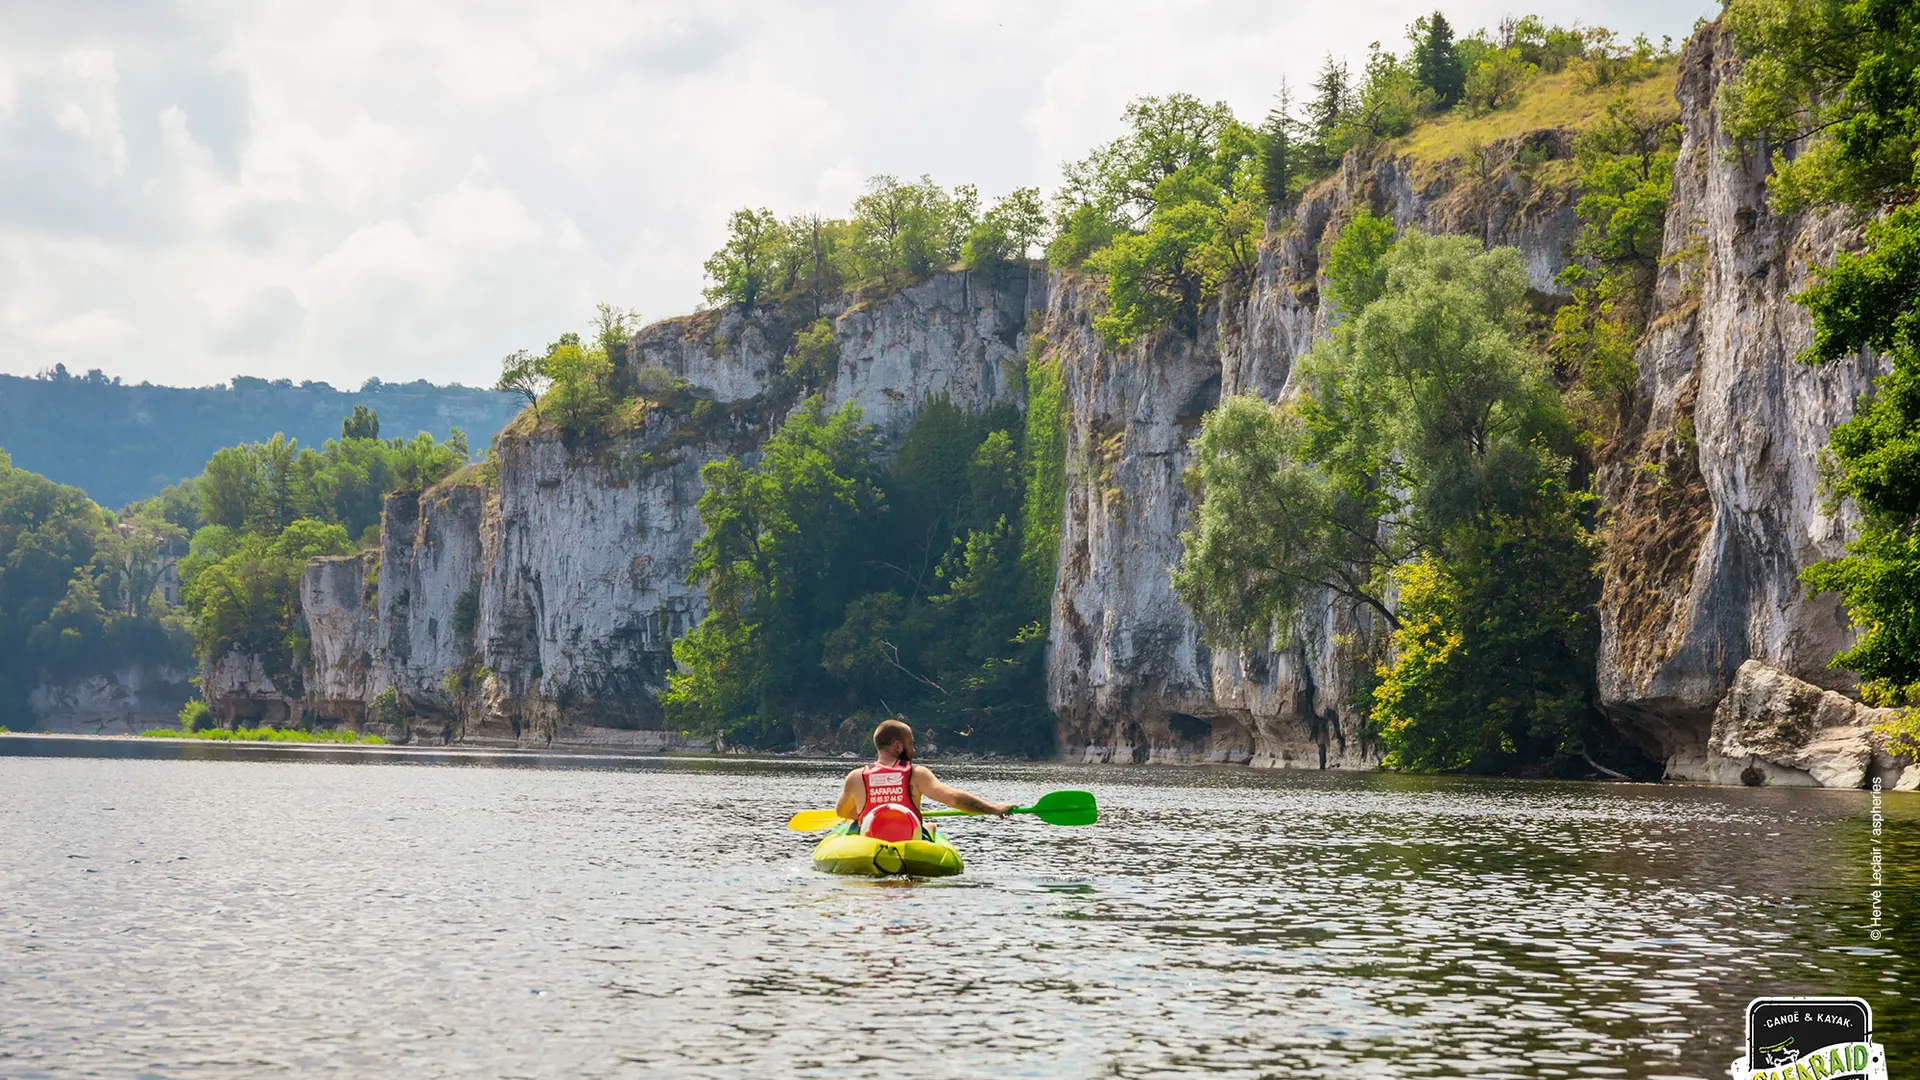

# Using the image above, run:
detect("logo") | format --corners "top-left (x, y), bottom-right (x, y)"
top-left (1731, 997), bottom-right (1887, 1080)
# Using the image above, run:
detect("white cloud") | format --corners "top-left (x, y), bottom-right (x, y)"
top-left (0, 0), bottom-right (1718, 388)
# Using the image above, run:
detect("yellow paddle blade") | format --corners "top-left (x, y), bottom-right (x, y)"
top-left (786, 809), bottom-right (847, 831)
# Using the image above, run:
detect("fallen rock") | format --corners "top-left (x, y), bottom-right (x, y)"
top-left (1702, 660), bottom-right (1910, 788)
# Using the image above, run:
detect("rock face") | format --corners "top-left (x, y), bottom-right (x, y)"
top-left (217, 268), bottom-right (1044, 747)
top-left (208, 19), bottom-right (1906, 786)
top-left (1044, 24), bottom-right (1905, 784)
top-left (1048, 124), bottom-right (1584, 768)
top-left (1593, 27), bottom-right (1886, 771)
top-left (27, 666), bottom-right (194, 734)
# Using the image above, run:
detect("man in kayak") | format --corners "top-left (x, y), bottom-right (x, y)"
top-left (835, 719), bottom-right (1011, 841)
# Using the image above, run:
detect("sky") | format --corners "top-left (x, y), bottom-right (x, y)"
top-left (0, 0), bottom-right (1719, 390)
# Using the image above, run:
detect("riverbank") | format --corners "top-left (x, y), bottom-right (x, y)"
top-left (5, 732), bottom-right (1916, 795)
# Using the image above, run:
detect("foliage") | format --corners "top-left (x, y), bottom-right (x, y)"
top-left (194, 425), bottom-right (467, 542)
top-left (702, 207), bottom-right (785, 313)
top-left (1175, 229), bottom-right (1595, 773)
top-left (177, 698), bottom-right (214, 732)
top-left (1258, 84), bottom-right (1300, 208)
top-left (1052, 95), bottom-right (1260, 345)
top-left (139, 725), bottom-right (387, 744)
top-left (664, 398), bottom-right (887, 742)
top-left (1550, 99), bottom-right (1683, 411)
top-left (540, 335), bottom-right (615, 433)
top-left (1324, 209), bottom-right (1398, 318)
top-left (495, 350), bottom-right (550, 413)
top-left (1411, 11), bottom-right (1466, 109)
top-left (1019, 339), bottom-right (1068, 607)
top-left (0, 451), bottom-right (194, 717)
top-left (666, 390), bottom-right (1057, 754)
top-left (1722, 0), bottom-right (1920, 214)
top-left (784, 317), bottom-right (841, 388)
top-left (180, 519), bottom-right (354, 692)
top-left (1722, 0), bottom-right (1920, 723)
top-left (962, 187), bottom-right (1047, 274)
top-left (342, 406), bottom-right (380, 441)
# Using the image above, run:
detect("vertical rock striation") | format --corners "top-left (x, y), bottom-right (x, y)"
top-left (212, 19), bottom-right (1905, 786)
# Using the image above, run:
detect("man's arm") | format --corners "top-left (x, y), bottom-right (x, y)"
top-left (912, 766), bottom-right (1012, 816)
top-left (834, 770), bottom-right (863, 820)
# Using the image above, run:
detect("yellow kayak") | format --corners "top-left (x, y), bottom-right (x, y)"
top-left (811, 822), bottom-right (963, 877)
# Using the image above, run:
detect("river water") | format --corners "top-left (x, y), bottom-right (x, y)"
top-left (1, 739), bottom-right (1913, 1079)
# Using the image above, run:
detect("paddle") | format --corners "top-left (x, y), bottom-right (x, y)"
top-left (785, 789), bottom-right (1098, 831)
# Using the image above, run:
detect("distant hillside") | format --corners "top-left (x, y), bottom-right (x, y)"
top-left (0, 367), bottom-right (523, 508)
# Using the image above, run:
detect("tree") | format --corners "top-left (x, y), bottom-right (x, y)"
top-left (1410, 12), bottom-right (1466, 109)
top-left (702, 207), bottom-right (785, 312)
top-left (962, 187), bottom-right (1047, 272)
top-left (538, 337), bottom-right (613, 434)
top-left (495, 349), bottom-right (549, 414)
top-left (342, 405), bottom-right (380, 441)
top-left (1303, 57), bottom-right (1353, 174)
top-left (1174, 227), bottom-right (1595, 773)
top-left (1258, 83), bottom-right (1299, 207)
top-left (1062, 97), bottom-right (1261, 345)
top-left (848, 175), bottom-right (976, 286)
top-left (1323, 208), bottom-right (1397, 319)
top-left (664, 398), bottom-right (886, 742)
top-left (1462, 44), bottom-right (1535, 114)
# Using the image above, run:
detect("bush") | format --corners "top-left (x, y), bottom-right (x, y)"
top-left (177, 699), bottom-right (214, 732)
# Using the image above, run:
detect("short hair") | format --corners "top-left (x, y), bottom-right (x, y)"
top-left (873, 718), bottom-right (913, 752)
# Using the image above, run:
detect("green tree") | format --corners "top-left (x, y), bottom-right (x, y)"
top-left (1550, 99), bottom-right (1682, 408)
top-left (0, 452), bottom-right (193, 714)
top-left (540, 336), bottom-right (614, 434)
top-left (1069, 100), bottom-right (1261, 345)
top-left (495, 349), bottom-right (550, 414)
top-left (702, 207), bottom-right (786, 312)
top-left (1258, 84), bottom-right (1299, 207)
top-left (1302, 57), bottom-right (1353, 175)
top-left (664, 398), bottom-right (886, 742)
top-left (1324, 208), bottom-right (1398, 319)
top-left (962, 187), bottom-right (1047, 273)
top-left (1175, 228), bottom-right (1595, 773)
top-left (1462, 43), bottom-right (1535, 114)
top-left (342, 405), bottom-right (380, 441)
top-left (1410, 11), bottom-right (1466, 109)
top-left (848, 175), bottom-right (977, 286)
top-left (181, 519), bottom-right (353, 692)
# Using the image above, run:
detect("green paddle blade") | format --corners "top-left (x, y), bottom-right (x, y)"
top-left (1020, 789), bottom-right (1097, 826)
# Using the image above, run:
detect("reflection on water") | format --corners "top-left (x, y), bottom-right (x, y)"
top-left (0, 739), bottom-right (1913, 1078)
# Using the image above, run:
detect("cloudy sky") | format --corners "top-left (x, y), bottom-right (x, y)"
top-left (0, 0), bottom-right (1717, 389)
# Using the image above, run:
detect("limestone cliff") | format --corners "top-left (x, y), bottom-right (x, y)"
top-left (203, 19), bottom-right (1911, 788)
top-left (1591, 27), bottom-right (1886, 778)
top-left (1045, 24), bottom-right (1903, 787)
top-left (213, 269), bottom-right (1044, 747)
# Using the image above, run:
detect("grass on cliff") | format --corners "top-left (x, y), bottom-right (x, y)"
top-left (1394, 60), bottom-right (1680, 170)
top-left (139, 726), bottom-right (388, 745)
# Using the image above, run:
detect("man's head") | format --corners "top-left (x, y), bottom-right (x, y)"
top-left (873, 718), bottom-right (914, 761)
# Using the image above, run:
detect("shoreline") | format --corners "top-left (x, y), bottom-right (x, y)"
top-left (4, 732), bottom-right (1913, 794)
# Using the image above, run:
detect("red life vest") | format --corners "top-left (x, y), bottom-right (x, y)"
top-left (859, 762), bottom-right (921, 842)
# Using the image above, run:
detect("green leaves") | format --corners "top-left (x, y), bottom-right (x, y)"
top-left (668, 388), bottom-right (1056, 754)
top-left (1722, 0), bottom-right (1920, 213)
top-left (1175, 227), bottom-right (1596, 774)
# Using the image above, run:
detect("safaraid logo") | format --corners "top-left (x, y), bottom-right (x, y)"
top-left (1731, 998), bottom-right (1888, 1080)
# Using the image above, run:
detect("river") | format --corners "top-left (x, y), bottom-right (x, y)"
top-left (1, 738), bottom-right (1913, 1078)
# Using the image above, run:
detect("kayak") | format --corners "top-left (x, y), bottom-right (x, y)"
top-left (811, 821), bottom-right (963, 877)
